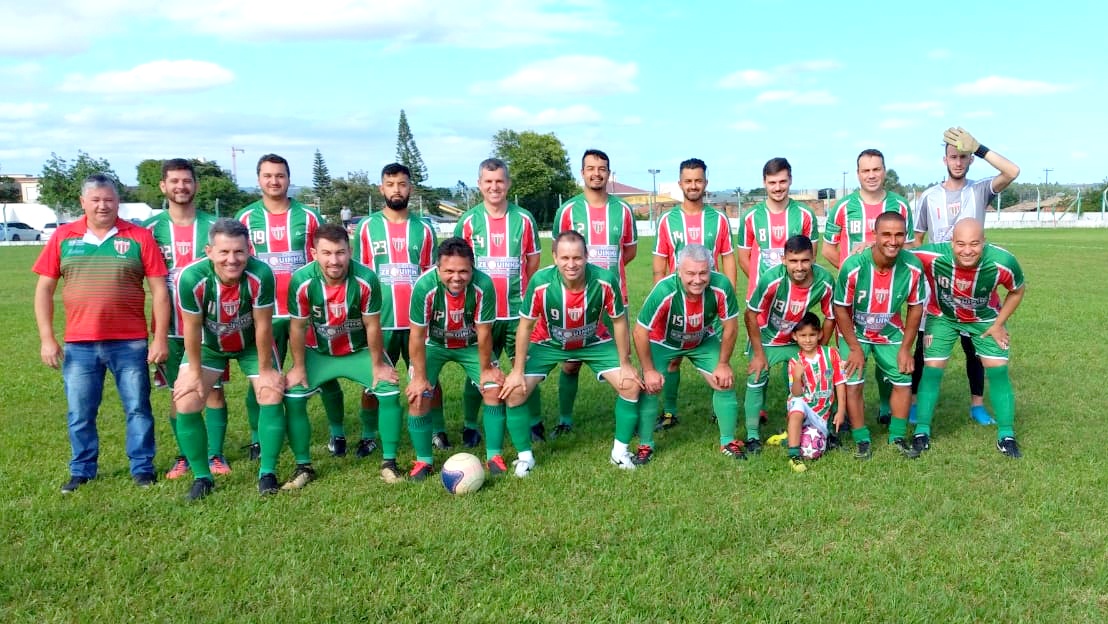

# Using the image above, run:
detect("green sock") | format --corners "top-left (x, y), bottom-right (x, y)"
top-left (257, 403), bottom-right (286, 477)
top-left (851, 426), bottom-right (871, 444)
top-left (614, 396), bottom-right (639, 444)
top-left (359, 406), bottom-right (379, 441)
top-left (528, 387), bottom-right (542, 427)
top-left (246, 387), bottom-right (260, 444)
top-left (662, 369), bottom-right (680, 414)
top-left (408, 414), bottom-right (433, 464)
top-left (430, 405), bottom-right (446, 435)
top-left (787, 446), bottom-right (800, 458)
top-left (176, 411), bottom-right (211, 479)
top-left (285, 398), bottom-right (312, 465)
top-left (321, 381), bottom-right (346, 438)
top-left (204, 406), bottom-right (228, 458)
top-left (558, 371), bottom-right (579, 425)
top-left (743, 383), bottom-right (765, 440)
top-left (378, 395), bottom-right (403, 459)
top-left (986, 365), bottom-right (1016, 439)
top-left (483, 403), bottom-right (506, 458)
top-left (914, 366), bottom-right (946, 436)
top-left (713, 389), bottom-right (740, 446)
top-left (462, 381), bottom-right (482, 430)
top-left (506, 403), bottom-right (532, 453)
top-left (638, 392), bottom-right (659, 447)
top-left (888, 416), bottom-right (908, 442)
top-left (878, 376), bottom-right (892, 416)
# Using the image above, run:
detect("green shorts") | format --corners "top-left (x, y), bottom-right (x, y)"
top-left (285, 349), bottom-right (399, 399)
top-left (745, 343), bottom-right (799, 387)
top-left (524, 341), bottom-right (621, 380)
top-left (491, 319), bottom-right (518, 360)
top-left (383, 329), bottom-right (411, 367)
top-left (183, 343), bottom-right (275, 378)
top-left (425, 343), bottom-right (497, 389)
top-left (924, 315), bottom-right (1009, 361)
top-left (650, 336), bottom-right (723, 378)
top-left (163, 338), bottom-right (225, 390)
top-left (837, 337), bottom-right (910, 386)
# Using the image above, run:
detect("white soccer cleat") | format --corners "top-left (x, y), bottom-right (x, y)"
top-left (512, 456), bottom-right (535, 478)
top-left (609, 449), bottom-right (637, 471)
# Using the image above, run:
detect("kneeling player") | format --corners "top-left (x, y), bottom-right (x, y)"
top-left (784, 313), bottom-right (846, 472)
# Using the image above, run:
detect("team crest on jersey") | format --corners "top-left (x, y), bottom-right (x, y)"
top-left (688, 227), bottom-right (701, 241)
top-left (592, 221), bottom-right (604, 234)
top-left (866, 219), bottom-right (876, 232)
top-left (955, 278), bottom-right (972, 291)
top-left (271, 226), bottom-right (286, 241)
top-left (114, 239), bottom-right (131, 255)
top-left (874, 288), bottom-right (890, 304)
top-left (328, 302), bottom-right (345, 317)
top-left (449, 309), bottom-right (464, 324)
top-left (567, 307), bottom-right (584, 322)
top-left (771, 225), bottom-right (785, 239)
top-left (392, 237), bottom-right (405, 251)
top-left (491, 232), bottom-right (504, 246)
top-left (221, 300), bottom-right (240, 316)
top-left (252, 230), bottom-right (266, 245)
top-left (175, 241), bottom-right (192, 256)
top-left (789, 300), bottom-right (804, 315)
top-left (688, 313), bottom-right (702, 328)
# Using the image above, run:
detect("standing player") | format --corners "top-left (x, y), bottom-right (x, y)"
top-left (650, 158), bottom-right (738, 431)
top-left (144, 159), bottom-right (228, 480)
top-left (833, 212), bottom-right (925, 460)
top-left (743, 235), bottom-right (835, 453)
top-left (911, 128), bottom-right (1020, 425)
top-left (283, 224), bottom-right (400, 490)
top-left (353, 163), bottom-right (437, 473)
top-left (822, 148), bottom-right (915, 425)
top-left (499, 231), bottom-right (643, 477)
top-left (549, 149), bottom-right (638, 437)
top-left (172, 219), bottom-right (282, 500)
top-left (634, 244), bottom-right (741, 464)
top-left (454, 159), bottom-right (540, 448)
top-left (909, 218), bottom-right (1026, 458)
top-left (407, 238), bottom-right (505, 476)
top-left (784, 313), bottom-right (847, 472)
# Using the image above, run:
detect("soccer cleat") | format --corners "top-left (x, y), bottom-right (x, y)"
top-left (551, 423), bottom-right (573, 438)
top-left (745, 438), bottom-right (763, 455)
top-left (133, 473), bottom-right (156, 488)
top-left (530, 422), bottom-right (547, 443)
top-left (720, 440), bottom-right (747, 460)
top-left (878, 411), bottom-right (891, 426)
top-left (854, 441), bottom-right (872, 460)
top-left (610, 449), bottom-right (637, 470)
top-left (60, 476), bottom-right (89, 494)
top-left (970, 405), bottom-right (995, 426)
top-left (487, 455), bottom-right (508, 475)
top-left (891, 437), bottom-right (921, 459)
top-left (431, 432), bottom-right (453, 450)
top-left (631, 445), bottom-right (654, 466)
top-left (654, 412), bottom-right (679, 431)
top-left (912, 433), bottom-right (931, 453)
top-left (908, 404), bottom-right (918, 425)
top-left (380, 459), bottom-right (404, 484)
top-left (827, 434), bottom-right (841, 451)
top-left (789, 457), bottom-right (808, 473)
top-left (461, 427), bottom-right (482, 448)
top-left (165, 456), bottom-right (190, 480)
top-left (258, 472), bottom-right (280, 496)
top-left (328, 436), bottom-right (348, 457)
top-left (765, 432), bottom-right (788, 447)
top-left (208, 455), bottom-right (231, 475)
top-left (281, 464), bottom-right (316, 490)
top-left (186, 477), bottom-right (214, 501)
top-left (244, 442), bottom-right (261, 461)
top-left (409, 461), bottom-right (433, 481)
top-left (996, 437), bottom-right (1022, 459)
top-left (355, 438), bottom-right (378, 458)
top-left (512, 456), bottom-right (536, 478)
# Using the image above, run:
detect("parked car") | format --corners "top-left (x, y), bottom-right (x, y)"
top-left (42, 222), bottom-right (67, 240)
top-left (1, 222), bottom-right (44, 241)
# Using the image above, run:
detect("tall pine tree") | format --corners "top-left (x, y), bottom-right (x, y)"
top-left (395, 110), bottom-right (428, 188)
top-left (312, 149), bottom-right (333, 199)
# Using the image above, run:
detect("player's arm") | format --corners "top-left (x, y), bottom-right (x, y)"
top-left (363, 312), bottom-right (396, 386)
top-left (34, 276), bottom-right (62, 368)
top-left (743, 308), bottom-right (768, 376)
top-left (651, 254), bottom-right (668, 284)
top-left (714, 315), bottom-right (738, 389)
top-left (833, 302), bottom-right (864, 377)
top-left (525, 253), bottom-right (540, 279)
top-left (899, 303), bottom-right (923, 374)
top-left (788, 358), bottom-right (804, 398)
top-left (406, 324), bottom-right (432, 404)
top-left (985, 150), bottom-right (1020, 193)
top-left (832, 378), bottom-right (847, 429)
top-left (611, 312), bottom-right (643, 390)
top-left (252, 305), bottom-right (284, 393)
top-left (736, 247), bottom-right (752, 278)
top-left (499, 316), bottom-right (535, 400)
top-left (821, 241), bottom-right (841, 269)
top-left (912, 232), bottom-right (927, 247)
top-left (172, 309), bottom-right (206, 403)
top-left (475, 322), bottom-right (503, 390)
top-left (622, 242), bottom-right (638, 264)
top-left (633, 323), bottom-right (662, 394)
top-left (981, 284), bottom-right (1026, 350)
top-left (145, 274), bottom-right (171, 364)
top-left (720, 252), bottom-right (738, 289)
top-left (286, 317), bottom-right (309, 389)
top-left (820, 317), bottom-right (835, 346)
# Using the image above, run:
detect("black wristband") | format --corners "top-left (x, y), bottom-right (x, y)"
top-left (974, 144), bottom-right (990, 158)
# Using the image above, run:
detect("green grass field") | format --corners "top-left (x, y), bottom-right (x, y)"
top-left (2, 229), bottom-right (1107, 623)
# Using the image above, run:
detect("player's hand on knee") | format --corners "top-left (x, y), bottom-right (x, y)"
top-left (643, 369), bottom-right (664, 394)
top-left (747, 353), bottom-right (768, 377)
top-left (713, 363), bottom-right (734, 389)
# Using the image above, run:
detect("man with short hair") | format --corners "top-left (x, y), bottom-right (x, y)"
top-left (172, 218), bottom-right (283, 500)
top-left (283, 224), bottom-right (399, 489)
top-left (634, 244), bottom-right (741, 464)
top-left (499, 231), bottom-right (643, 477)
top-left (549, 149), bottom-right (638, 437)
top-left (911, 128), bottom-right (1021, 426)
top-left (144, 159), bottom-right (229, 481)
top-left (407, 237), bottom-right (505, 476)
top-left (909, 218), bottom-right (1026, 458)
top-left (34, 174), bottom-right (170, 494)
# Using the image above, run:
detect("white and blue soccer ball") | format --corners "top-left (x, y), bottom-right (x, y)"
top-left (799, 426), bottom-right (827, 460)
top-left (441, 452), bottom-right (485, 495)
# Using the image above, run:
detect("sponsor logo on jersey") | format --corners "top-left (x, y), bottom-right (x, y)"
top-left (176, 241), bottom-right (192, 256)
top-left (114, 239), bottom-right (131, 255)
top-left (328, 302), bottom-right (345, 318)
top-left (955, 278), bottom-right (973, 291)
top-left (771, 225), bottom-right (785, 239)
top-left (252, 230), bottom-right (266, 245)
top-left (491, 232), bottom-right (504, 247)
top-left (270, 226), bottom-right (286, 241)
top-left (567, 306), bottom-right (583, 322)
top-left (874, 288), bottom-right (890, 304)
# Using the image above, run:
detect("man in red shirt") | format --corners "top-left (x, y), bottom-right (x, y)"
top-left (33, 174), bottom-right (171, 494)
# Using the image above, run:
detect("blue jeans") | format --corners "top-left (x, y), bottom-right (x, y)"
top-left (62, 340), bottom-right (155, 478)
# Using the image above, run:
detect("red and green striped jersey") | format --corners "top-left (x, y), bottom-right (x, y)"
top-left (287, 260), bottom-right (382, 356)
top-left (454, 203), bottom-right (540, 320)
top-left (738, 200), bottom-right (818, 298)
top-left (235, 199), bottom-right (321, 318)
top-left (911, 243), bottom-right (1024, 323)
top-left (637, 271), bottom-right (739, 350)
top-left (833, 250), bottom-right (926, 344)
top-left (823, 191), bottom-right (914, 266)
top-left (522, 264), bottom-right (624, 350)
top-left (32, 218), bottom-right (168, 342)
top-left (176, 257), bottom-right (276, 353)
top-left (789, 346), bottom-right (845, 420)
top-left (144, 210), bottom-right (219, 337)
top-left (552, 194), bottom-right (638, 302)
top-left (747, 264), bottom-right (836, 346)
top-left (409, 267), bottom-right (498, 349)
top-left (652, 205), bottom-right (735, 273)
top-left (352, 212), bottom-right (437, 331)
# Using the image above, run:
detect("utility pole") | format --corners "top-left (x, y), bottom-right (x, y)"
top-left (231, 146), bottom-right (245, 184)
top-left (842, 171), bottom-right (847, 198)
top-left (1043, 168), bottom-right (1053, 186)
top-left (648, 168), bottom-right (660, 227)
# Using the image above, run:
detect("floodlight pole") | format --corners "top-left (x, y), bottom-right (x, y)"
top-left (648, 168), bottom-right (660, 232)
top-left (231, 146), bottom-right (245, 184)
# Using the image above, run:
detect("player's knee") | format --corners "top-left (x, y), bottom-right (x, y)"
top-left (174, 395), bottom-right (204, 414)
top-left (257, 387), bottom-right (283, 405)
top-left (562, 361), bottom-right (582, 375)
top-left (480, 387), bottom-right (503, 405)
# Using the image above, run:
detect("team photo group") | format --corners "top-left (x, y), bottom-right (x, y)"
top-left (32, 125), bottom-right (1026, 501)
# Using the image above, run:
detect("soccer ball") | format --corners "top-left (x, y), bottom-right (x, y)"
top-left (441, 452), bottom-right (485, 495)
top-left (799, 426), bottom-right (827, 460)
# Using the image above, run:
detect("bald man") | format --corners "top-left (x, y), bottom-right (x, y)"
top-left (909, 218), bottom-right (1026, 458)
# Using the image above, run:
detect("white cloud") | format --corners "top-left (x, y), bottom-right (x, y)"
top-left (1071, 151), bottom-right (1088, 160)
top-left (473, 56), bottom-right (637, 96)
top-left (620, 116), bottom-right (643, 126)
top-left (489, 104), bottom-right (601, 126)
top-left (730, 120), bottom-right (763, 132)
top-left (718, 70), bottom-right (773, 89)
top-left (879, 119), bottom-right (917, 130)
top-left (953, 76), bottom-right (1072, 96)
top-left (0, 102), bottom-right (48, 121)
top-left (718, 59), bottom-right (840, 89)
top-left (0, 3), bottom-right (137, 55)
top-left (59, 60), bottom-right (234, 94)
top-left (755, 90), bottom-right (838, 105)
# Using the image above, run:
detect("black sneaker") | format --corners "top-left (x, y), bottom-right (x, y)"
top-left (133, 473), bottom-right (156, 488)
top-left (186, 477), bottom-right (214, 501)
top-left (355, 438), bottom-right (378, 458)
top-left (244, 442), bottom-right (260, 461)
top-left (552, 423), bottom-right (573, 438)
top-left (530, 422), bottom-right (546, 443)
top-left (631, 445), bottom-right (654, 465)
top-left (461, 427), bottom-right (482, 448)
top-left (60, 476), bottom-right (89, 494)
top-left (328, 436), bottom-right (347, 457)
top-left (912, 433), bottom-right (931, 453)
top-left (891, 437), bottom-right (921, 459)
top-left (997, 437), bottom-right (1022, 459)
top-left (827, 434), bottom-right (841, 450)
top-left (854, 441), bottom-right (872, 460)
top-left (281, 464), bottom-right (316, 490)
top-left (258, 472), bottom-right (280, 496)
top-left (432, 432), bottom-right (452, 450)
top-left (877, 411), bottom-right (892, 426)
top-left (720, 440), bottom-right (747, 460)
top-left (654, 412), bottom-right (679, 431)
top-left (744, 438), bottom-right (763, 455)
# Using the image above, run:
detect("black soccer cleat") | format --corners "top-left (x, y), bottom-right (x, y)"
top-left (327, 436), bottom-right (347, 457)
top-left (186, 477), bottom-right (214, 501)
top-left (258, 472), bottom-right (280, 496)
top-left (431, 432), bottom-right (453, 450)
top-left (551, 423), bottom-right (573, 438)
top-left (60, 476), bottom-right (90, 494)
top-left (133, 473), bottom-right (156, 488)
top-left (891, 437), bottom-right (921, 459)
top-left (912, 433), bottom-right (931, 454)
top-left (244, 442), bottom-right (261, 462)
top-left (355, 438), bottom-right (378, 458)
top-left (654, 412), bottom-right (679, 431)
top-left (996, 437), bottom-right (1022, 459)
top-left (877, 411), bottom-right (892, 426)
top-left (530, 422), bottom-right (547, 443)
top-left (744, 438), bottom-right (763, 455)
top-left (720, 440), bottom-right (747, 461)
top-left (854, 441), bottom-right (872, 460)
top-left (461, 427), bottom-right (482, 448)
top-left (631, 445), bottom-right (654, 465)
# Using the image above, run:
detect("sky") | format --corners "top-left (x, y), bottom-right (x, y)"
top-left (1, 0), bottom-right (1104, 196)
